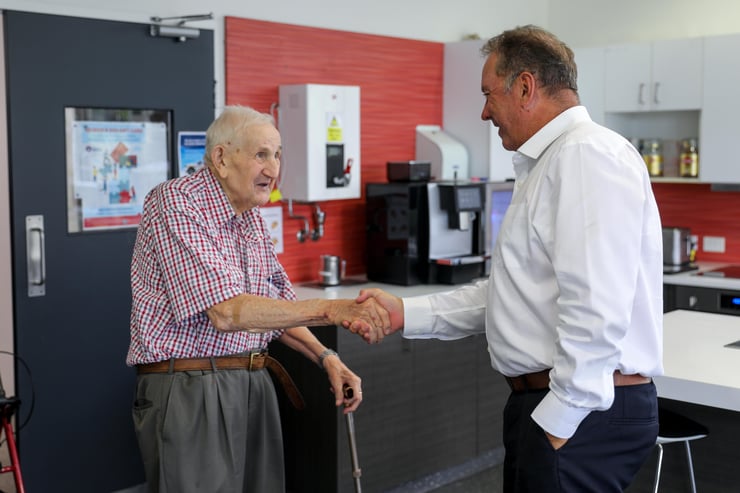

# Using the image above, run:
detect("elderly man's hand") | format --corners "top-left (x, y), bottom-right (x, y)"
top-left (331, 298), bottom-right (389, 343)
top-left (354, 288), bottom-right (404, 335)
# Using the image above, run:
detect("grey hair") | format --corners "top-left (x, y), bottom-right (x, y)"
top-left (481, 25), bottom-right (578, 97)
top-left (204, 106), bottom-right (275, 166)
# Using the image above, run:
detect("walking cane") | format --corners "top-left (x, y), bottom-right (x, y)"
top-left (343, 384), bottom-right (362, 493)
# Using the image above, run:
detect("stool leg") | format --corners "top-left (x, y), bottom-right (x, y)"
top-left (684, 441), bottom-right (697, 493)
top-left (2, 415), bottom-right (25, 493)
top-left (652, 443), bottom-right (664, 493)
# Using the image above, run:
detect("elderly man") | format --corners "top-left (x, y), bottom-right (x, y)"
top-left (129, 106), bottom-right (389, 492)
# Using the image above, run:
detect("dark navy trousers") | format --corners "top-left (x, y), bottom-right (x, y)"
top-left (503, 382), bottom-right (658, 492)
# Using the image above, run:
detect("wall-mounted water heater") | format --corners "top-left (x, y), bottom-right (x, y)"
top-left (278, 84), bottom-right (361, 202)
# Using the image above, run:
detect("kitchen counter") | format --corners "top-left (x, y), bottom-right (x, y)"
top-left (663, 261), bottom-right (740, 290)
top-left (296, 261), bottom-right (740, 301)
top-left (656, 310), bottom-right (740, 411)
top-left (288, 276), bottom-right (740, 490)
top-left (293, 277), bottom-right (471, 300)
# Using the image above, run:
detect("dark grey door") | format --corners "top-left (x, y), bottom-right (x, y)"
top-left (4, 11), bottom-right (214, 492)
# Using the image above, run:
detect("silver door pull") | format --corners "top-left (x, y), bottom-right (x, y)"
top-left (26, 215), bottom-right (46, 297)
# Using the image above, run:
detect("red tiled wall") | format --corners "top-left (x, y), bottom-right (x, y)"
top-left (652, 183), bottom-right (740, 263)
top-left (225, 18), bottom-right (740, 282)
top-left (225, 17), bottom-right (443, 283)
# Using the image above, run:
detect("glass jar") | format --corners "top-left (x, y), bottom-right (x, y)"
top-left (679, 138), bottom-right (699, 178)
top-left (642, 139), bottom-right (663, 177)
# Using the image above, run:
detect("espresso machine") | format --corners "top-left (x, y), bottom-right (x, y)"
top-left (366, 180), bottom-right (486, 285)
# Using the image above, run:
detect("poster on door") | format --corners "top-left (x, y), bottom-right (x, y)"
top-left (65, 108), bottom-right (171, 232)
top-left (177, 131), bottom-right (206, 177)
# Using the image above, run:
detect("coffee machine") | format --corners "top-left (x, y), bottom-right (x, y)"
top-left (366, 180), bottom-right (486, 285)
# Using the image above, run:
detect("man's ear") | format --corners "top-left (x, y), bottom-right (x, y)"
top-left (518, 71), bottom-right (538, 109)
top-left (210, 145), bottom-right (228, 178)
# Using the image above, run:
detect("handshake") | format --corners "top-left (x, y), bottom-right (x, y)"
top-left (334, 288), bottom-right (404, 344)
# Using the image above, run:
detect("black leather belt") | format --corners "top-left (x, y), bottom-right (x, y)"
top-left (505, 369), bottom-right (651, 393)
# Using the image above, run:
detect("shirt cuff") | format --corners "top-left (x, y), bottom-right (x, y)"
top-left (530, 390), bottom-right (591, 439)
top-left (401, 295), bottom-right (435, 338)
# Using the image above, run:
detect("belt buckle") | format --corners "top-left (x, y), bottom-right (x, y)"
top-left (249, 351), bottom-right (265, 370)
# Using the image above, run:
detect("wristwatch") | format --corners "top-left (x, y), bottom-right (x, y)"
top-left (318, 348), bottom-right (338, 370)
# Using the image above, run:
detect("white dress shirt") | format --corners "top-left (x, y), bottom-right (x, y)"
top-left (403, 106), bottom-right (664, 439)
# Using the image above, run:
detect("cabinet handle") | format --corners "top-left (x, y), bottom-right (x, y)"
top-left (689, 295), bottom-right (698, 308)
top-left (638, 83), bottom-right (646, 105)
top-left (653, 82), bottom-right (661, 104)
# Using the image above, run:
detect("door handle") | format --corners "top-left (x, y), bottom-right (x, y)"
top-left (26, 214), bottom-right (46, 297)
top-left (638, 82), bottom-right (646, 105)
top-left (653, 82), bottom-right (661, 104)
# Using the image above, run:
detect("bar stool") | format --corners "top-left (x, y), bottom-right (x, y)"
top-left (653, 407), bottom-right (709, 493)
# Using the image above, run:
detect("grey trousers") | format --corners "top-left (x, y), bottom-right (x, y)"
top-left (132, 367), bottom-right (285, 493)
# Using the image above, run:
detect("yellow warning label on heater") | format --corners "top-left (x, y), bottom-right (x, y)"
top-left (327, 114), bottom-right (343, 142)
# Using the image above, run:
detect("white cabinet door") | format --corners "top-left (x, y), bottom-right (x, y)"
top-left (700, 34), bottom-right (740, 183)
top-left (604, 42), bottom-right (651, 112)
top-left (651, 38), bottom-right (703, 111)
top-left (443, 40), bottom-right (515, 181)
top-left (605, 38), bottom-right (702, 112)
top-left (574, 46), bottom-right (606, 125)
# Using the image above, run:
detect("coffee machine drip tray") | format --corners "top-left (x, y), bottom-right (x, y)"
top-left (435, 255), bottom-right (486, 266)
top-left (433, 256), bottom-right (486, 284)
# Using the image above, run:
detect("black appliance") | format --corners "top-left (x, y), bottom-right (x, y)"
top-left (366, 181), bottom-right (486, 285)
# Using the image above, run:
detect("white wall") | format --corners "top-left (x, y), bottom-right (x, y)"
top-left (548, 0), bottom-right (740, 47)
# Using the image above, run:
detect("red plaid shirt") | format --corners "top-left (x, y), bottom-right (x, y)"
top-left (127, 168), bottom-right (292, 365)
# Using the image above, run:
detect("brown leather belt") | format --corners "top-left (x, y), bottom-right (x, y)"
top-left (136, 353), bottom-right (305, 410)
top-left (505, 369), bottom-right (651, 393)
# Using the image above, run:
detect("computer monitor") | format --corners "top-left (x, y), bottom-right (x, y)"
top-left (484, 181), bottom-right (515, 274)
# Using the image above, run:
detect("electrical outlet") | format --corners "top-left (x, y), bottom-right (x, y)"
top-left (703, 236), bottom-right (726, 253)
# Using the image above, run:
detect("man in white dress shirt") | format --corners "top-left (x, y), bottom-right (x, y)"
top-left (356, 25), bottom-right (663, 492)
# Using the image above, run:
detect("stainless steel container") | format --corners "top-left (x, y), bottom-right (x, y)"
top-left (319, 255), bottom-right (346, 286)
top-left (662, 227), bottom-right (692, 266)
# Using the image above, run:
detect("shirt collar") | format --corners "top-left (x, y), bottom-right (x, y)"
top-left (512, 106), bottom-right (591, 182)
top-left (201, 167), bottom-right (238, 227)
top-left (517, 105), bottom-right (591, 160)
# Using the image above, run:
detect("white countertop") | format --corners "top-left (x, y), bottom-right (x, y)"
top-left (656, 310), bottom-right (740, 411)
top-left (295, 261), bottom-right (740, 300)
top-left (663, 261), bottom-right (740, 290)
top-left (295, 260), bottom-right (740, 302)
top-left (293, 277), bottom-right (469, 300)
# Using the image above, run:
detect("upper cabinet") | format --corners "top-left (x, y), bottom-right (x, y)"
top-left (700, 34), bottom-right (740, 184)
top-left (604, 38), bottom-right (703, 112)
